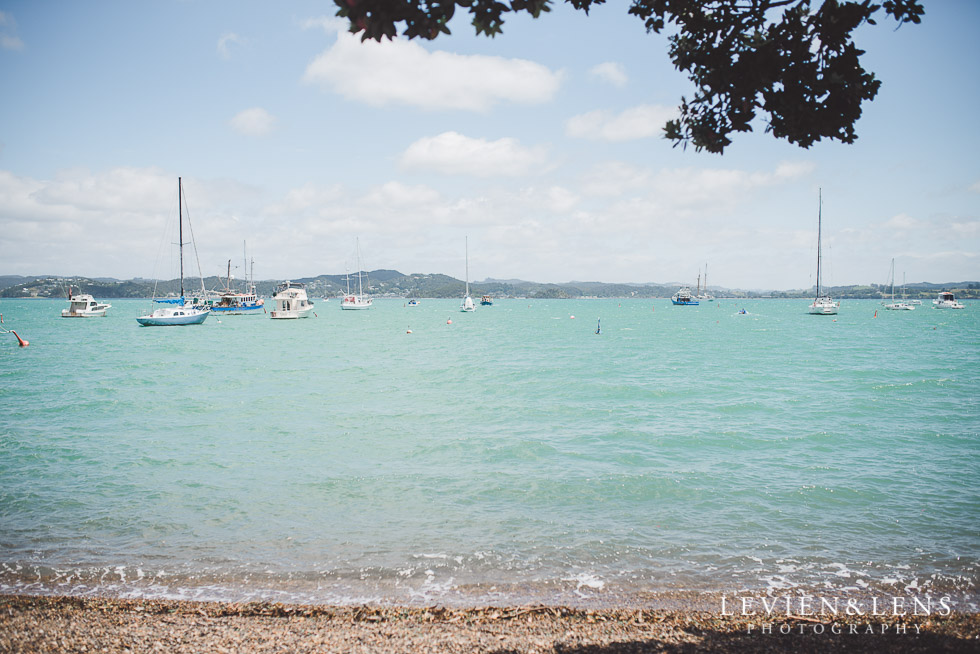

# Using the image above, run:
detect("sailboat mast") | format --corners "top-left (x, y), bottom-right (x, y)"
top-left (465, 236), bottom-right (470, 297)
top-left (178, 177), bottom-right (185, 298)
top-left (356, 237), bottom-right (363, 297)
top-left (815, 188), bottom-right (822, 298)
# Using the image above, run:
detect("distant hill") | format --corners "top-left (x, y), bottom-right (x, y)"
top-left (1, 273), bottom-right (977, 300)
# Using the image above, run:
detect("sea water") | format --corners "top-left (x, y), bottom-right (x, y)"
top-left (0, 298), bottom-right (977, 607)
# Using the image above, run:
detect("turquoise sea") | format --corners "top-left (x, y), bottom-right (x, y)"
top-left (1, 297), bottom-right (977, 608)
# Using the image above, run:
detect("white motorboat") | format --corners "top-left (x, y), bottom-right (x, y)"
top-left (62, 287), bottom-right (111, 317)
top-left (933, 291), bottom-right (965, 309)
top-left (137, 178), bottom-right (210, 327)
top-left (271, 281), bottom-right (314, 319)
top-left (808, 189), bottom-right (839, 315)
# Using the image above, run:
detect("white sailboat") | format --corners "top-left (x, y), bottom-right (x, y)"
top-left (882, 259), bottom-right (914, 310)
top-left (341, 238), bottom-right (373, 310)
top-left (698, 264), bottom-right (715, 301)
top-left (136, 178), bottom-right (210, 327)
top-left (808, 189), bottom-right (840, 315)
top-left (460, 236), bottom-right (475, 312)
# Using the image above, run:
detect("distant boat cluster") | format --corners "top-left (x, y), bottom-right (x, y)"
top-left (54, 182), bottom-right (970, 327)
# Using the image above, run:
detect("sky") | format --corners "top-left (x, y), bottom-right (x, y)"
top-left (0, 0), bottom-right (977, 290)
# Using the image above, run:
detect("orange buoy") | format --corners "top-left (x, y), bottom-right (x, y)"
top-left (447, 319), bottom-right (452, 324)
top-left (11, 330), bottom-right (28, 347)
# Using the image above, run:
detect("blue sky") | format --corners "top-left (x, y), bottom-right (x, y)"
top-left (0, 0), bottom-right (977, 290)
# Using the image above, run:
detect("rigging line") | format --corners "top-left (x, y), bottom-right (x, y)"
top-left (180, 183), bottom-right (208, 297)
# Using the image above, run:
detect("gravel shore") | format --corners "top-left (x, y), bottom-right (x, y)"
top-left (1, 595), bottom-right (977, 653)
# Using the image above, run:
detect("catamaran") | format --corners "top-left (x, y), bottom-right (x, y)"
top-left (808, 189), bottom-right (840, 315)
top-left (136, 178), bottom-right (210, 326)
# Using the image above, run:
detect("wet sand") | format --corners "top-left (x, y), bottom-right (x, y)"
top-left (1, 595), bottom-right (977, 653)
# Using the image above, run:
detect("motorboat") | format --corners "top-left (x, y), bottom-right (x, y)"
top-left (62, 288), bottom-right (111, 317)
top-left (933, 291), bottom-right (965, 309)
top-left (271, 281), bottom-right (315, 319)
top-left (671, 288), bottom-right (699, 305)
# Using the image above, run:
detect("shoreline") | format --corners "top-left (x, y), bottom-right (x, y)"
top-left (2, 595), bottom-right (977, 653)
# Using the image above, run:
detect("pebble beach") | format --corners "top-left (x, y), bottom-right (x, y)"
top-left (2, 595), bottom-right (978, 653)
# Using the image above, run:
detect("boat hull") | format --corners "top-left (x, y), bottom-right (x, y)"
top-left (136, 310), bottom-right (209, 326)
top-left (270, 306), bottom-right (314, 319)
top-left (61, 309), bottom-right (108, 318)
top-left (210, 304), bottom-right (265, 315)
top-left (808, 300), bottom-right (839, 315)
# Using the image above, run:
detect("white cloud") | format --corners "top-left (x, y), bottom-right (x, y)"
top-left (399, 132), bottom-right (550, 177)
top-left (303, 33), bottom-right (561, 111)
top-left (217, 33), bottom-right (246, 60)
top-left (230, 107), bottom-right (276, 136)
top-left (580, 161), bottom-right (656, 197)
top-left (883, 213), bottom-right (921, 230)
top-left (589, 62), bottom-right (627, 87)
top-left (970, 180), bottom-right (980, 193)
top-left (949, 220), bottom-right (980, 237)
top-left (565, 105), bottom-right (676, 142)
top-left (300, 16), bottom-right (347, 34)
top-left (0, 10), bottom-right (23, 50)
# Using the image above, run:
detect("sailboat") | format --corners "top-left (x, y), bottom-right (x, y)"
top-left (698, 263), bottom-right (715, 301)
top-left (460, 236), bottom-right (475, 312)
top-left (341, 238), bottom-right (373, 310)
top-left (882, 259), bottom-right (914, 311)
top-left (137, 178), bottom-right (210, 326)
top-left (808, 189), bottom-right (840, 315)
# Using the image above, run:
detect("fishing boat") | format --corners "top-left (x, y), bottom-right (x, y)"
top-left (671, 287), bottom-right (699, 305)
top-left (808, 189), bottom-right (839, 315)
top-left (210, 255), bottom-right (265, 316)
top-left (480, 295), bottom-right (493, 306)
top-left (61, 286), bottom-right (111, 317)
top-left (460, 236), bottom-right (475, 312)
top-left (270, 281), bottom-right (314, 319)
top-left (341, 238), bottom-right (373, 310)
top-left (882, 260), bottom-right (914, 311)
top-left (136, 178), bottom-right (210, 326)
top-left (933, 291), bottom-right (965, 309)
